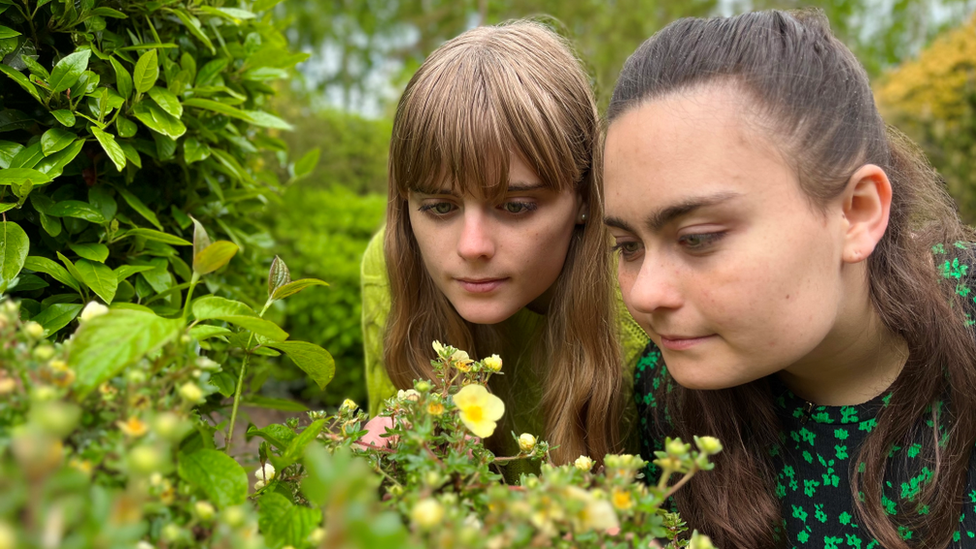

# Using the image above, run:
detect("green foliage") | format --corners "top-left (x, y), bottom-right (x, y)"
top-left (268, 184), bottom-right (386, 407)
top-left (0, 0), bottom-right (310, 331)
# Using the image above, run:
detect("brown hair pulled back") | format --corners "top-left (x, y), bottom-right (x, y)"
top-left (608, 9), bottom-right (976, 548)
top-left (385, 21), bottom-right (624, 464)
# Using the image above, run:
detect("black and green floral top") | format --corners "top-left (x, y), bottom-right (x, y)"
top-left (634, 242), bottom-right (976, 548)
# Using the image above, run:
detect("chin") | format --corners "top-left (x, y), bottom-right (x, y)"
top-left (454, 305), bottom-right (514, 326)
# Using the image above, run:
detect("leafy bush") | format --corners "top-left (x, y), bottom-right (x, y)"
top-left (0, 284), bottom-right (720, 548)
top-left (268, 184), bottom-right (385, 407)
top-left (876, 13), bottom-right (976, 223)
top-left (0, 0), bottom-right (314, 331)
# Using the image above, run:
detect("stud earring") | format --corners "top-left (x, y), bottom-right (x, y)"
top-left (579, 213), bottom-right (588, 223)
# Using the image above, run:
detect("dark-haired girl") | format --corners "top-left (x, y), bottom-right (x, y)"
top-left (603, 9), bottom-right (976, 548)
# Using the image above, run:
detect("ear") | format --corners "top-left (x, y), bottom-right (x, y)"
top-left (575, 190), bottom-right (589, 224)
top-left (840, 164), bottom-right (892, 264)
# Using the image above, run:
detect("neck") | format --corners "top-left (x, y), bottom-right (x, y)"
top-left (778, 267), bottom-right (908, 406)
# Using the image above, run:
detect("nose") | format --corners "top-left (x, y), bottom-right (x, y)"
top-left (624, 255), bottom-right (683, 314)
top-left (456, 209), bottom-right (495, 260)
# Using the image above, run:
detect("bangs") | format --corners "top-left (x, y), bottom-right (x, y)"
top-left (390, 28), bottom-right (591, 201)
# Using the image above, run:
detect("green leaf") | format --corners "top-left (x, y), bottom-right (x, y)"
top-left (183, 137), bottom-right (210, 164)
top-left (116, 116), bottom-right (137, 138)
top-left (272, 279), bottom-right (329, 301)
top-left (281, 419), bottom-right (325, 464)
top-left (116, 187), bottom-right (162, 230)
top-left (258, 493), bottom-right (317, 549)
top-left (68, 243), bottom-right (109, 262)
top-left (49, 49), bottom-right (92, 93)
top-left (243, 110), bottom-right (293, 130)
top-left (0, 168), bottom-right (52, 186)
top-left (51, 110), bottom-right (76, 127)
top-left (40, 128), bottom-right (77, 155)
top-left (263, 341), bottom-right (334, 390)
top-left (91, 127), bottom-right (126, 172)
top-left (0, 203), bottom-right (16, 214)
top-left (24, 256), bottom-right (80, 292)
top-left (69, 309), bottom-right (183, 397)
top-left (192, 296), bottom-right (255, 319)
top-left (242, 395), bottom-right (308, 412)
top-left (114, 264), bottom-right (154, 282)
top-left (75, 259), bottom-right (117, 303)
top-left (224, 316), bottom-right (287, 341)
top-left (194, 58), bottom-right (228, 87)
top-left (246, 424), bottom-right (295, 451)
top-left (0, 221), bottom-right (29, 287)
top-left (21, 55), bottom-right (50, 80)
top-left (193, 240), bottom-right (238, 275)
top-left (32, 303), bottom-right (83, 336)
top-left (0, 64), bottom-right (41, 104)
top-left (34, 140), bottom-right (83, 177)
top-left (46, 200), bottom-right (105, 223)
top-left (191, 216), bottom-right (212, 259)
top-left (132, 101), bottom-right (186, 139)
top-left (56, 252), bottom-right (88, 294)
top-left (293, 147), bottom-right (319, 179)
top-left (178, 450), bottom-right (247, 509)
top-left (8, 142), bottom-right (45, 169)
top-left (89, 7), bottom-right (126, 18)
top-left (148, 86), bottom-right (182, 118)
top-left (172, 10), bottom-right (215, 55)
top-left (0, 140), bottom-right (24, 168)
top-left (88, 186), bottom-right (118, 221)
top-left (253, 0), bottom-right (284, 11)
top-left (182, 98), bottom-right (254, 123)
top-left (9, 273), bottom-right (48, 292)
top-left (119, 142), bottom-right (141, 168)
top-left (0, 25), bottom-right (20, 39)
top-left (188, 324), bottom-right (232, 340)
top-left (124, 228), bottom-right (190, 246)
top-left (267, 256), bottom-right (290, 298)
top-left (132, 49), bottom-right (158, 95)
top-left (38, 212), bottom-right (61, 236)
top-left (199, 6), bottom-right (256, 21)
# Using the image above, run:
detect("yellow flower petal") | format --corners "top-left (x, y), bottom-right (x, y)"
top-left (452, 385), bottom-right (505, 438)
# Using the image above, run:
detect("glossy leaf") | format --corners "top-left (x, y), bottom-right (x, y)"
top-left (69, 309), bottom-right (183, 397)
top-left (0, 25), bottom-right (20, 39)
top-left (0, 221), bottom-right (29, 287)
top-left (132, 101), bottom-right (186, 139)
top-left (172, 10), bottom-right (215, 55)
top-left (132, 49), bottom-right (158, 95)
top-left (34, 140), bottom-right (83, 177)
top-left (0, 140), bottom-right (24, 168)
top-left (0, 64), bottom-right (41, 103)
top-left (272, 278), bottom-right (329, 301)
top-left (24, 256), bottom-right (80, 292)
top-left (191, 217), bottom-right (212, 260)
top-left (49, 49), bottom-right (92, 93)
top-left (32, 303), bottom-right (83, 336)
top-left (124, 228), bottom-right (190, 246)
top-left (46, 200), bottom-right (105, 223)
top-left (116, 115), bottom-right (137, 138)
top-left (0, 168), bottom-right (52, 186)
top-left (115, 187), bottom-right (162, 230)
top-left (68, 243), bottom-right (109, 262)
top-left (192, 295), bottom-right (255, 319)
top-left (194, 58), bottom-right (228, 86)
top-left (91, 127), bottom-right (126, 172)
top-left (268, 255), bottom-right (290, 298)
top-left (40, 127), bottom-right (76, 155)
top-left (183, 137), bottom-right (210, 164)
top-left (109, 57), bottom-right (132, 99)
top-left (193, 240), bottom-right (238, 275)
top-left (75, 259), bottom-right (117, 303)
top-left (114, 264), bottom-right (155, 282)
top-left (38, 212), bottom-right (61, 237)
top-left (51, 109), bottom-right (76, 127)
top-left (263, 341), bottom-right (335, 390)
top-left (148, 86), bottom-right (182, 117)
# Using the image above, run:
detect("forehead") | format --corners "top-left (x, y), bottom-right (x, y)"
top-left (603, 87), bottom-right (802, 218)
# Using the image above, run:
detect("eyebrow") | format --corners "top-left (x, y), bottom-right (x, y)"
top-left (604, 191), bottom-right (743, 233)
top-left (414, 181), bottom-right (548, 196)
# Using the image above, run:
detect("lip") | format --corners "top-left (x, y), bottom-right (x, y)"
top-left (455, 277), bottom-right (508, 293)
top-left (658, 334), bottom-right (715, 351)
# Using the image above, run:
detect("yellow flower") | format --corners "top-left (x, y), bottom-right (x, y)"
top-left (451, 350), bottom-right (474, 372)
top-left (69, 458), bottom-right (93, 475)
top-left (574, 455), bottom-right (594, 472)
top-left (118, 417), bottom-right (149, 437)
top-left (339, 399), bottom-right (358, 413)
top-left (483, 354), bottom-right (503, 372)
top-left (611, 488), bottom-right (634, 511)
top-left (580, 499), bottom-right (619, 531)
top-left (23, 321), bottom-right (44, 339)
top-left (179, 382), bottom-right (204, 403)
top-left (452, 385), bottom-right (504, 438)
top-left (427, 401), bottom-right (445, 416)
top-left (411, 498), bottom-right (444, 530)
top-left (518, 433), bottom-right (537, 452)
top-left (397, 389), bottom-right (420, 402)
top-left (432, 340), bottom-right (446, 355)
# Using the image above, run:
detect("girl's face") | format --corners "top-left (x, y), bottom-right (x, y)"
top-left (603, 88), bottom-right (862, 391)
top-left (408, 154), bottom-right (582, 325)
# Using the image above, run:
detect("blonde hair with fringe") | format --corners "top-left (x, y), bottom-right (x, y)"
top-left (384, 20), bottom-right (624, 464)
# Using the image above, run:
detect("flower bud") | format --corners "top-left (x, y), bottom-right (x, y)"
top-left (24, 321), bottom-right (44, 339)
top-left (254, 462), bottom-right (276, 482)
top-left (518, 433), bottom-right (537, 452)
top-left (339, 399), bottom-right (358, 414)
top-left (129, 446), bottom-right (162, 475)
top-left (79, 301), bottom-right (109, 322)
top-left (32, 345), bottom-right (55, 361)
top-left (161, 523), bottom-right (183, 543)
top-left (397, 389), bottom-right (420, 402)
top-left (253, 479), bottom-right (266, 491)
top-left (411, 498), bottom-right (444, 530)
top-left (126, 369), bottom-right (147, 385)
top-left (695, 436), bottom-right (723, 456)
top-left (426, 401), bottom-right (445, 416)
top-left (179, 382), bottom-right (204, 403)
top-left (3, 300), bottom-right (18, 315)
top-left (688, 531), bottom-right (716, 549)
top-left (483, 354), bottom-right (502, 372)
top-left (195, 501), bottom-right (216, 521)
top-left (423, 470), bottom-right (443, 488)
top-left (666, 438), bottom-right (689, 458)
top-left (222, 506), bottom-right (246, 528)
top-left (414, 380), bottom-right (432, 393)
top-left (574, 455), bottom-right (594, 472)
top-left (308, 527), bottom-right (326, 544)
top-left (32, 401), bottom-right (80, 437)
top-left (196, 357), bottom-right (220, 371)
top-left (135, 541), bottom-right (154, 549)
top-left (153, 412), bottom-right (190, 443)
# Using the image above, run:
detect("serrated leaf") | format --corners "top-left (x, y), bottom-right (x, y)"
top-left (267, 256), bottom-right (290, 298)
top-left (183, 137), bottom-right (210, 164)
top-left (24, 256), bottom-right (80, 292)
top-left (114, 264), bottom-right (154, 282)
top-left (178, 450), bottom-right (247, 509)
top-left (246, 424), bottom-right (295, 450)
top-left (132, 49), bottom-right (158, 95)
top-left (51, 109), bottom-right (75, 127)
top-left (69, 309), bottom-right (183, 398)
top-left (91, 127), bottom-right (126, 172)
top-left (34, 140), bottom-right (83, 177)
top-left (263, 341), bottom-right (334, 390)
top-left (0, 221), bottom-right (29, 287)
top-left (193, 240), bottom-right (238, 275)
top-left (124, 228), bottom-right (190, 246)
top-left (0, 64), bottom-right (41, 103)
top-left (32, 303), bottom-right (82, 336)
top-left (49, 49), bottom-right (92, 93)
top-left (40, 128), bottom-right (76, 155)
top-left (172, 10), bottom-right (215, 55)
top-left (272, 278), bottom-right (329, 301)
top-left (132, 100), bottom-right (186, 139)
top-left (148, 86), bottom-right (182, 118)
top-left (75, 259), bottom-right (117, 303)
top-left (68, 243), bottom-right (109, 262)
top-left (0, 168), bottom-right (52, 186)
top-left (115, 187), bottom-right (162, 230)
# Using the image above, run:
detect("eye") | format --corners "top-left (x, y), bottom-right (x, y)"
top-left (678, 232), bottom-right (725, 250)
top-left (418, 202), bottom-right (456, 216)
top-left (611, 240), bottom-right (642, 260)
top-left (501, 201), bottom-right (537, 215)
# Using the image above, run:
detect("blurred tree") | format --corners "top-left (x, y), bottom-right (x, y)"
top-left (876, 13), bottom-right (976, 223)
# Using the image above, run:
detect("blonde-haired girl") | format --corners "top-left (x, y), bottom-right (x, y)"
top-left (361, 20), bottom-right (648, 464)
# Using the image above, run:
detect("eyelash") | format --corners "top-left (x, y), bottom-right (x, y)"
top-left (416, 201), bottom-right (538, 218)
top-left (611, 241), bottom-right (642, 260)
top-left (611, 232), bottom-right (726, 259)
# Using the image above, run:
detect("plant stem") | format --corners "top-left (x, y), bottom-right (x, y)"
top-left (224, 300), bottom-right (272, 453)
top-left (181, 272), bottom-right (200, 320)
